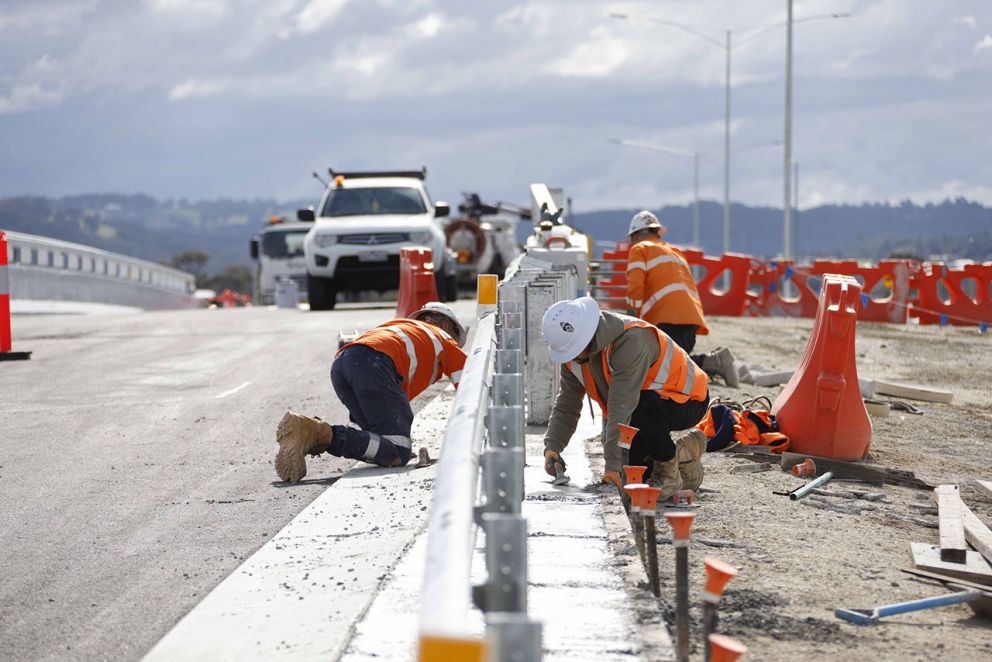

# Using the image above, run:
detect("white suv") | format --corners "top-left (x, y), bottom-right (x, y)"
top-left (299, 168), bottom-right (457, 310)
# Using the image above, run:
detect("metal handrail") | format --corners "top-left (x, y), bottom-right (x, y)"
top-left (418, 312), bottom-right (497, 648)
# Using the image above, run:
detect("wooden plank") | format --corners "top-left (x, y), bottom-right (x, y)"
top-left (910, 542), bottom-right (992, 586)
top-left (873, 379), bottom-right (953, 404)
top-left (779, 452), bottom-right (885, 486)
top-left (974, 480), bottom-right (992, 500)
top-left (931, 485), bottom-right (968, 563)
top-left (901, 567), bottom-right (992, 594)
top-left (961, 500), bottom-right (992, 564)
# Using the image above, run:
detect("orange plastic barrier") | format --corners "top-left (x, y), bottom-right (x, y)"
top-left (599, 245), bottom-right (629, 309)
top-left (742, 260), bottom-right (820, 318)
top-left (396, 247), bottom-right (438, 318)
top-left (808, 259), bottom-right (913, 324)
top-left (680, 249), bottom-right (753, 317)
top-left (910, 262), bottom-right (992, 328)
top-left (0, 231), bottom-right (31, 360)
top-left (772, 274), bottom-right (871, 460)
top-left (1, 231), bottom-right (12, 353)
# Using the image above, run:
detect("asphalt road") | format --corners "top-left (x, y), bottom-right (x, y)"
top-left (0, 302), bottom-right (467, 661)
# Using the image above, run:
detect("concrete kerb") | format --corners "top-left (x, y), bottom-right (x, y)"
top-left (141, 387), bottom-right (457, 662)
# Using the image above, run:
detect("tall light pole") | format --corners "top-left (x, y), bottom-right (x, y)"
top-left (610, 138), bottom-right (781, 251)
top-left (610, 10), bottom-right (848, 256)
top-left (609, 138), bottom-right (700, 246)
top-left (783, 0), bottom-right (794, 259)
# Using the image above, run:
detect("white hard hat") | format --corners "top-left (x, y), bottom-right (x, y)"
top-left (541, 297), bottom-right (600, 363)
top-left (627, 210), bottom-right (667, 238)
top-left (410, 301), bottom-right (468, 346)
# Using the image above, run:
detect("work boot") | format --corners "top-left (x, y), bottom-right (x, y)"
top-left (275, 411), bottom-right (333, 482)
top-left (648, 456), bottom-right (683, 503)
top-left (675, 428), bottom-right (707, 492)
top-left (702, 346), bottom-right (739, 388)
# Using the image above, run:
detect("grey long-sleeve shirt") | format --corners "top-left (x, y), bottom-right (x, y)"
top-left (543, 311), bottom-right (661, 473)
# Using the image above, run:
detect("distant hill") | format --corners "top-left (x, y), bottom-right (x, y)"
top-left (2, 195), bottom-right (989, 284)
top-left (569, 198), bottom-right (992, 260)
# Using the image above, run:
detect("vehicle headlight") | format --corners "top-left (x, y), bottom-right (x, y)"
top-left (313, 233), bottom-right (337, 247)
top-left (410, 232), bottom-right (431, 244)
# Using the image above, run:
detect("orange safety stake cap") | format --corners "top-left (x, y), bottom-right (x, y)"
top-left (664, 511), bottom-right (695, 546)
top-left (708, 633), bottom-right (747, 662)
top-left (673, 489), bottom-right (695, 505)
top-left (703, 557), bottom-right (739, 603)
top-left (623, 465), bottom-right (648, 485)
top-left (641, 486), bottom-right (662, 514)
top-left (618, 423), bottom-right (639, 450)
top-left (792, 458), bottom-right (816, 477)
top-left (624, 483), bottom-right (648, 513)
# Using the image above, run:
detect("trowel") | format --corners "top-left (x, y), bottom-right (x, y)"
top-left (552, 463), bottom-right (571, 486)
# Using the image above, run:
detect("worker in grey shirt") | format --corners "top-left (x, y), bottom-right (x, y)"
top-left (540, 296), bottom-right (710, 499)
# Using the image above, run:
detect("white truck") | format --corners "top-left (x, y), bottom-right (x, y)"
top-left (250, 217), bottom-right (312, 305)
top-left (299, 168), bottom-right (458, 310)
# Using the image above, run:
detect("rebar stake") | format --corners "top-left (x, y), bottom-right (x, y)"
top-left (665, 511), bottom-right (696, 662)
top-left (642, 487), bottom-right (663, 597)
top-left (702, 557), bottom-right (739, 662)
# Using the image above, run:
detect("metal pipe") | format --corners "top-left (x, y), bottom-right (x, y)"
top-left (789, 471), bottom-right (834, 500)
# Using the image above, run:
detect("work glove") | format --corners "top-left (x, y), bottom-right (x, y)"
top-left (543, 449), bottom-right (565, 476)
top-left (601, 470), bottom-right (623, 488)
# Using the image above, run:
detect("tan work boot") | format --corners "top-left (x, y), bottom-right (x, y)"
top-left (648, 456), bottom-right (683, 503)
top-left (275, 411), bottom-right (333, 482)
top-left (702, 346), bottom-right (739, 388)
top-left (676, 428), bottom-right (707, 492)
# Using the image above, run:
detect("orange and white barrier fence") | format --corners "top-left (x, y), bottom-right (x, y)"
top-left (589, 242), bottom-right (990, 331)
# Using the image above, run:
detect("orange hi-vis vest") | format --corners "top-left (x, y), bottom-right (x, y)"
top-left (340, 319), bottom-right (466, 400)
top-left (565, 320), bottom-right (708, 414)
top-left (626, 237), bottom-right (709, 334)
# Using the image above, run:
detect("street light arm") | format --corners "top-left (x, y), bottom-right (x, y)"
top-left (609, 138), bottom-right (695, 159)
top-left (732, 12), bottom-right (852, 48)
top-left (609, 12), bottom-right (726, 48)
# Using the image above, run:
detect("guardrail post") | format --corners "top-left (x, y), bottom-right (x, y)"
top-left (486, 613), bottom-right (542, 662)
top-left (495, 349), bottom-right (522, 376)
top-left (477, 513), bottom-right (528, 613)
top-left (480, 448), bottom-right (524, 516)
top-left (487, 405), bottom-right (524, 449)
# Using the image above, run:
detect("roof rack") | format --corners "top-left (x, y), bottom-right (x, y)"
top-left (327, 167), bottom-right (427, 180)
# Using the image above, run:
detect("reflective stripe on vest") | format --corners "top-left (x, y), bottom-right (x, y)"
top-left (384, 325), bottom-right (419, 385)
top-left (627, 253), bottom-right (690, 273)
top-left (566, 320), bottom-right (707, 413)
top-left (640, 283), bottom-right (697, 318)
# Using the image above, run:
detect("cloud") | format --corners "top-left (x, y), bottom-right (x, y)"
top-left (145, 0), bottom-right (228, 15)
top-left (168, 78), bottom-right (230, 100)
top-left (0, 81), bottom-right (63, 115)
top-left (975, 34), bottom-right (992, 53)
top-left (955, 15), bottom-right (978, 29)
top-left (293, 0), bottom-right (349, 35)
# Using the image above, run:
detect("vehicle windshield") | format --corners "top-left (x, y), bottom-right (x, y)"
top-left (320, 186), bottom-right (428, 217)
top-left (262, 229), bottom-right (307, 258)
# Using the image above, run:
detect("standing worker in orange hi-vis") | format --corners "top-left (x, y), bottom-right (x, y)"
top-left (625, 210), bottom-right (739, 388)
top-left (541, 297), bottom-right (710, 500)
top-left (275, 302), bottom-right (467, 482)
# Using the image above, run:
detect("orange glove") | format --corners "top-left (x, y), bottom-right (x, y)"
top-left (544, 449), bottom-right (565, 476)
top-left (601, 470), bottom-right (623, 488)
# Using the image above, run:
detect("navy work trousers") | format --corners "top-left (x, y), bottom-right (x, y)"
top-left (328, 345), bottom-right (414, 467)
top-left (628, 389), bottom-right (709, 471)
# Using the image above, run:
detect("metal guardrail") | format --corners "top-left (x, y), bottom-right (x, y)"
top-left (418, 251), bottom-right (580, 662)
top-left (3, 231), bottom-right (196, 307)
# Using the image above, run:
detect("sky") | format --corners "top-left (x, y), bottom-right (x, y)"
top-left (1, 0), bottom-right (991, 212)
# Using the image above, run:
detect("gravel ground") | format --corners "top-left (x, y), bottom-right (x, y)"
top-left (587, 315), bottom-right (992, 661)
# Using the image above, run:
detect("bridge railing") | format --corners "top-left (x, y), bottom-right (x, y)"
top-left (3, 230), bottom-right (197, 309)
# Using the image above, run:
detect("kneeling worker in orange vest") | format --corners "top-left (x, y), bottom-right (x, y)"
top-left (275, 302), bottom-right (467, 482)
top-left (541, 297), bottom-right (710, 499)
top-left (625, 210), bottom-right (739, 388)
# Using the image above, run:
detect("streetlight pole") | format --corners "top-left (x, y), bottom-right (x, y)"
top-left (723, 30), bottom-right (731, 256)
top-left (783, 0), bottom-right (794, 259)
top-left (610, 10), bottom-right (849, 258)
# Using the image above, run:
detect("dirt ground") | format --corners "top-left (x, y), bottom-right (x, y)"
top-left (588, 315), bottom-right (992, 661)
